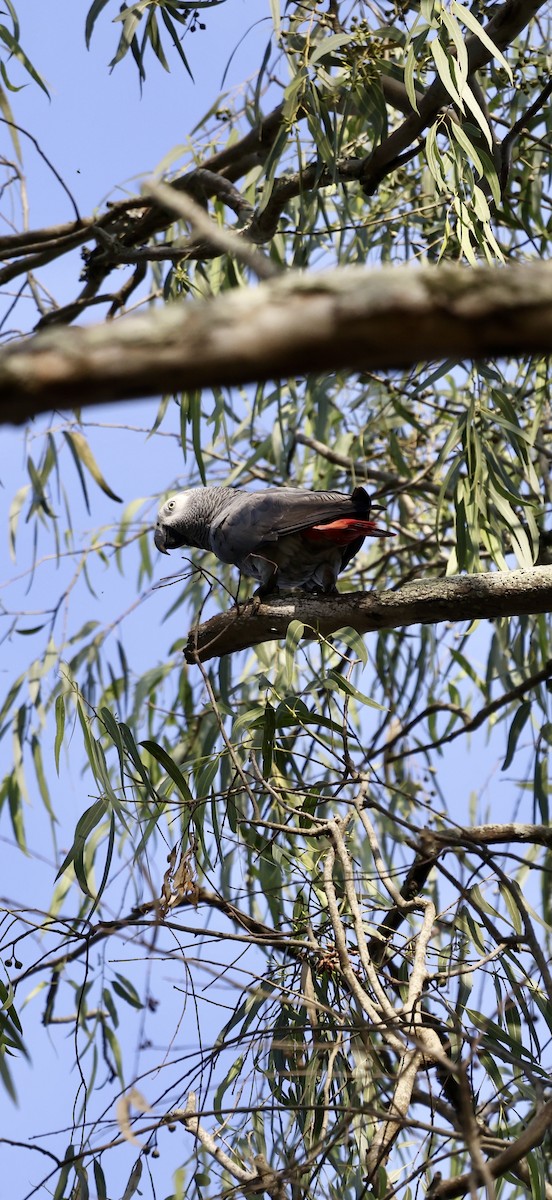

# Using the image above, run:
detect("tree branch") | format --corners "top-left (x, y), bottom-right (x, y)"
top-left (4, 261), bottom-right (552, 424)
top-left (428, 822), bottom-right (552, 850)
top-left (182, 565), bottom-right (552, 663)
top-left (431, 1098), bottom-right (552, 1198)
top-left (294, 431), bottom-right (443, 495)
top-left (2, 0), bottom-right (545, 335)
top-left (383, 656), bottom-right (552, 762)
top-left (360, 0), bottom-right (548, 193)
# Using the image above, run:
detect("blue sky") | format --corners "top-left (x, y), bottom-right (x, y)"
top-left (10, 1), bottom-right (264, 216)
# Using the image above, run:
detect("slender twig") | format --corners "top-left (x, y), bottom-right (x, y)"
top-left (385, 657), bottom-right (552, 763)
top-left (500, 76), bottom-right (552, 192)
top-left (178, 1092), bottom-right (257, 1184)
top-left (431, 1098), bottom-right (552, 1199)
top-left (0, 118), bottom-right (81, 221)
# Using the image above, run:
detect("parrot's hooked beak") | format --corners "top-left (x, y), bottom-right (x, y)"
top-left (154, 523), bottom-right (190, 554)
top-left (154, 524), bottom-right (170, 554)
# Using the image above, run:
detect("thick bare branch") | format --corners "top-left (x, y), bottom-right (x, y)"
top-left (183, 565), bottom-right (552, 662)
top-left (3, 261), bottom-right (552, 424)
top-left (429, 822), bottom-right (552, 850)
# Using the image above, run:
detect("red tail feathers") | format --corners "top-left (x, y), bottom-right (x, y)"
top-left (303, 518), bottom-right (389, 546)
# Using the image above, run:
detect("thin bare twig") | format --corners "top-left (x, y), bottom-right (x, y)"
top-left (385, 656), bottom-right (552, 763)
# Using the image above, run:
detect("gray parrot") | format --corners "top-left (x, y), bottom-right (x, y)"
top-left (154, 484), bottom-right (390, 594)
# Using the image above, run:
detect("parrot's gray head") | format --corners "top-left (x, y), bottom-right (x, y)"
top-left (154, 491), bottom-right (199, 554)
top-left (154, 487), bottom-right (231, 555)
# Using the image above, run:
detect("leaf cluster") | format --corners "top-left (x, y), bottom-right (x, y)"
top-left (2, 2), bottom-right (552, 1199)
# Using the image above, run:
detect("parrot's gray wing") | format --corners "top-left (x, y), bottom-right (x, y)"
top-left (211, 488), bottom-right (369, 559)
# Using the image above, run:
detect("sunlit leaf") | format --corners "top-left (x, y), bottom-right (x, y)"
top-left (55, 799), bottom-right (107, 891)
top-left (63, 431), bottom-right (123, 503)
top-left (451, 1), bottom-right (513, 81)
top-left (285, 620), bottom-right (304, 689)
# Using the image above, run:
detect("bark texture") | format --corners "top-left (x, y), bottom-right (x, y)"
top-left (183, 565), bottom-right (552, 662)
top-left (2, 262), bottom-right (552, 425)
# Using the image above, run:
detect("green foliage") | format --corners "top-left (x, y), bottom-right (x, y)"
top-left (3, 1), bottom-right (552, 1198)
top-left (0, 0), bottom-right (48, 160)
top-left (0, 979), bottom-right (28, 1102)
top-left (85, 0), bottom-right (227, 81)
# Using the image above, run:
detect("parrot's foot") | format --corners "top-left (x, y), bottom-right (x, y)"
top-left (253, 584), bottom-right (280, 600)
top-left (303, 582), bottom-right (339, 597)
top-left (232, 593), bottom-right (263, 615)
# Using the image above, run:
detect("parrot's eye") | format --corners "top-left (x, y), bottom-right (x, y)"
top-left (167, 500), bottom-right (175, 510)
